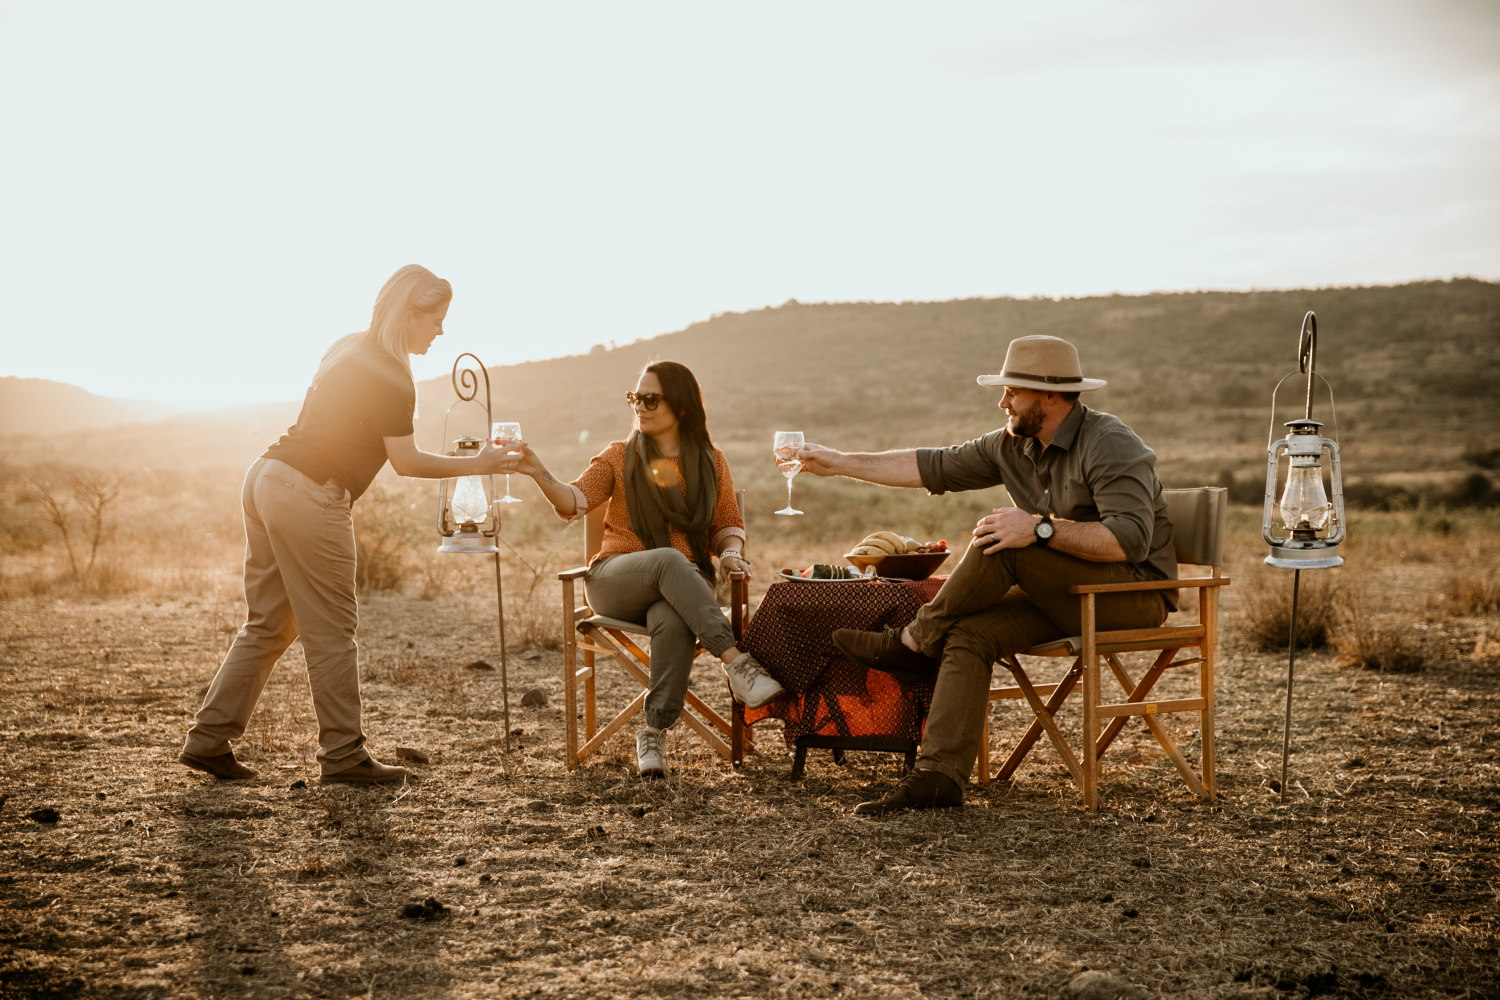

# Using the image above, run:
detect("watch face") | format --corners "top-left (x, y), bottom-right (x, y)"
top-left (1037, 520), bottom-right (1054, 539)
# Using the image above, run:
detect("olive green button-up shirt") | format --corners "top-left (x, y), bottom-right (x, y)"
top-left (914, 403), bottom-right (1177, 607)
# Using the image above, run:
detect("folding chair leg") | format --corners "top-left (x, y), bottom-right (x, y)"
top-left (1095, 649), bottom-right (1211, 801)
top-left (1096, 650), bottom-right (1174, 756)
top-left (577, 690), bottom-right (649, 762)
top-left (1005, 663), bottom-right (1086, 788)
top-left (994, 660), bottom-right (1084, 784)
top-left (1081, 595), bottom-right (1100, 811)
top-left (1137, 714), bottom-right (1208, 799)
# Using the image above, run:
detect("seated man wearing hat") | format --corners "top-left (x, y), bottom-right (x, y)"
top-left (798, 335), bottom-right (1176, 815)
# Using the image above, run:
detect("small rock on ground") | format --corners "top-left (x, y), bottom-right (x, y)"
top-left (1062, 970), bottom-right (1150, 1000)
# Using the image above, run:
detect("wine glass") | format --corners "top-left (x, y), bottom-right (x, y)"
top-left (773, 430), bottom-right (804, 516)
top-left (491, 421), bottom-right (524, 503)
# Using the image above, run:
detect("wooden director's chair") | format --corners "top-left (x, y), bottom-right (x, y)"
top-left (558, 492), bottom-right (751, 770)
top-left (976, 486), bottom-right (1230, 810)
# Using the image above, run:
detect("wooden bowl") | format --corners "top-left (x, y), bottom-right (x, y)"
top-left (843, 550), bottom-right (950, 580)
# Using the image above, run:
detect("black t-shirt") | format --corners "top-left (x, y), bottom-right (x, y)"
top-left (262, 337), bottom-right (415, 500)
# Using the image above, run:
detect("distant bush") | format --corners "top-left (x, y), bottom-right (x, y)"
top-left (355, 486), bottom-right (422, 594)
top-left (1213, 469), bottom-right (1266, 507)
top-left (1333, 599), bottom-right (1425, 673)
top-left (1441, 566), bottom-right (1500, 615)
top-left (1462, 444), bottom-right (1500, 470)
top-left (1235, 571), bottom-right (1340, 651)
top-left (1448, 472), bottom-right (1497, 507)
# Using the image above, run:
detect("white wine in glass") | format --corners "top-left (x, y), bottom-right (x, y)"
top-left (491, 421), bottom-right (524, 503)
top-left (773, 430), bottom-right (804, 516)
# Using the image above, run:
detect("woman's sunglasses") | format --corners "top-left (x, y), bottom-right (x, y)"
top-left (625, 391), bottom-right (665, 411)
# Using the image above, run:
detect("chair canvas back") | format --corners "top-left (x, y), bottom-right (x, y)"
top-left (1164, 486), bottom-right (1227, 569)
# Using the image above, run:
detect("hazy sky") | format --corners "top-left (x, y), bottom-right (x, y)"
top-left (3, 1), bottom-right (1497, 406)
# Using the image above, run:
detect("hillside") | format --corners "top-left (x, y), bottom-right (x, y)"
top-left (424, 279), bottom-right (1500, 498)
top-left (0, 377), bottom-right (202, 436)
top-left (5, 280), bottom-right (1498, 501)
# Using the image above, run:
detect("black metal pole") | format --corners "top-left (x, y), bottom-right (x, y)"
top-left (493, 548), bottom-right (511, 752)
top-left (1280, 568), bottom-right (1301, 801)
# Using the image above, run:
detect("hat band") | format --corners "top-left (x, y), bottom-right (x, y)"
top-left (999, 370), bottom-right (1083, 384)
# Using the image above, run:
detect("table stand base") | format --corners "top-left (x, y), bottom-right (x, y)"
top-left (791, 735), bottom-right (918, 780)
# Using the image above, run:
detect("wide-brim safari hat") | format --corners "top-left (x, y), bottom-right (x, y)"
top-left (976, 335), bottom-right (1107, 392)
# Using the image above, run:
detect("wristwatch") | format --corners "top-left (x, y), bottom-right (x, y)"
top-left (1033, 514), bottom-right (1055, 546)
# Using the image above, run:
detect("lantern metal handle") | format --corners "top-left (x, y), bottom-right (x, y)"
top-left (450, 352), bottom-right (493, 424)
top-left (1266, 312), bottom-right (1339, 447)
top-left (1297, 311), bottom-right (1317, 419)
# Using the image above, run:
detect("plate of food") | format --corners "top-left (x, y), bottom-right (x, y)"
top-left (844, 530), bottom-right (951, 580)
top-left (778, 565), bottom-right (871, 583)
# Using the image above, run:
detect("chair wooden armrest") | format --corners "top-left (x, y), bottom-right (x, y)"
top-left (1069, 576), bottom-right (1230, 595)
top-left (1074, 578), bottom-right (1236, 593)
top-left (559, 565), bottom-right (589, 582)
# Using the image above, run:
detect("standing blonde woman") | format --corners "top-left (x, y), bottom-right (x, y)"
top-left (506, 360), bottom-right (783, 778)
top-left (181, 265), bottom-right (511, 784)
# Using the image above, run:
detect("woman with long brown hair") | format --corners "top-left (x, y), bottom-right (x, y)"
top-left (507, 360), bottom-right (782, 778)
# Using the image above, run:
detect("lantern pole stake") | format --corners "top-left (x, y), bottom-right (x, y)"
top-left (1277, 310), bottom-right (1318, 802)
top-left (1280, 568), bottom-right (1301, 802)
top-left (448, 352), bottom-right (512, 752)
top-left (493, 542), bottom-right (511, 751)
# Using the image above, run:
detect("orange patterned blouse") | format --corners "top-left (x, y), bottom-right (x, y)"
top-left (562, 441), bottom-right (745, 566)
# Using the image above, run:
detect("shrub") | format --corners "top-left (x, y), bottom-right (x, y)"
top-left (1446, 472), bottom-right (1497, 508)
top-left (355, 486), bottom-right (421, 594)
top-left (1442, 566), bottom-right (1500, 615)
top-left (1462, 444), bottom-right (1500, 470)
top-left (1333, 601), bottom-right (1425, 673)
top-left (1235, 571), bottom-right (1340, 651)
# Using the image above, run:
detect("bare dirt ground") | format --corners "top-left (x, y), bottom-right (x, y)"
top-left (2, 581), bottom-right (1497, 1000)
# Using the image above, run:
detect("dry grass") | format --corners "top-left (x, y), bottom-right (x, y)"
top-left (1442, 566), bottom-right (1500, 617)
top-left (2, 506), bottom-right (1498, 999)
top-left (1231, 572), bottom-right (1342, 652)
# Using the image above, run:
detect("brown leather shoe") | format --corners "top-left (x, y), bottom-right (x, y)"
top-left (179, 750), bottom-right (259, 781)
top-left (853, 768), bottom-right (962, 815)
top-left (320, 756), bottom-right (410, 785)
top-left (831, 627), bottom-right (939, 682)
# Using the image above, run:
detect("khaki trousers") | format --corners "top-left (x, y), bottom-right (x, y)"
top-left (583, 548), bottom-right (736, 732)
top-left (183, 458), bottom-right (366, 772)
top-left (906, 541), bottom-right (1168, 787)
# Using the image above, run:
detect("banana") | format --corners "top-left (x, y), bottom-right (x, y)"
top-left (858, 535), bottom-right (900, 555)
top-left (867, 530), bottom-right (906, 551)
top-left (851, 543), bottom-right (888, 557)
top-left (899, 535), bottom-right (919, 553)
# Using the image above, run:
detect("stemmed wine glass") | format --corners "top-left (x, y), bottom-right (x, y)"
top-left (773, 430), bottom-right (804, 516)
top-left (491, 421), bottom-right (524, 503)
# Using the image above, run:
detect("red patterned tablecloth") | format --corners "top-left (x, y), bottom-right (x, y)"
top-left (742, 576), bottom-right (945, 747)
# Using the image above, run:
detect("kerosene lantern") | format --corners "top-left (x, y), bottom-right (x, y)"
top-left (436, 434), bottom-right (499, 554)
top-left (433, 352), bottom-right (512, 748)
top-left (1263, 314), bottom-right (1345, 569)
top-left (1261, 311), bottom-right (1346, 799)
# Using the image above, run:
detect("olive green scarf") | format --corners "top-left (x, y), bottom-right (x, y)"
top-left (624, 431), bottom-right (718, 576)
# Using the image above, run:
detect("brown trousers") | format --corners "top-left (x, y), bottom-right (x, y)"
top-left (906, 540), bottom-right (1168, 786)
top-left (183, 458), bottom-right (366, 773)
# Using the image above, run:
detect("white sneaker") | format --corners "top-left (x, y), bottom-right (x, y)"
top-left (636, 726), bottom-right (668, 779)
top-left (723, 651), bottom-right (785, 709)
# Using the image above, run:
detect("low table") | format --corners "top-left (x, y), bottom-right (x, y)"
top-left (741, 576), bottom-right (944, 777)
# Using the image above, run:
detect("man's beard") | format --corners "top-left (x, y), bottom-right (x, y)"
top-left (1006, 401), bottom-right (1044, 439)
